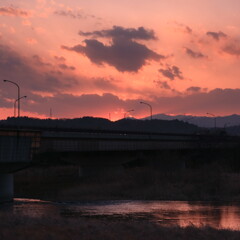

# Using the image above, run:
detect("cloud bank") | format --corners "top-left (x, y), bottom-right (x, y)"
top-left (0, 44), bottom-right (78, 95)
top-left (1, 88), bottom-right (239, 118)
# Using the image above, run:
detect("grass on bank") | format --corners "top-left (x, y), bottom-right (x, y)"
top-left (14, 163), bottom-right (240, 201)
top-left (0, 212), bottom-right (240, 240)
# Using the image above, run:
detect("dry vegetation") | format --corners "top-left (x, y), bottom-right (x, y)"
top-left (14, 163), bottom-right (240, 202)
top-left (0, 212), bottom-right (240, 240)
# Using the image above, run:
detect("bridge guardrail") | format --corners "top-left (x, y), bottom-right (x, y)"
top-left (0, 129), bottom-right (41, 163)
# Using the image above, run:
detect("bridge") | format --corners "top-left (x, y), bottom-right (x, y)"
top-left (1, 127), bottom-right (240, 202)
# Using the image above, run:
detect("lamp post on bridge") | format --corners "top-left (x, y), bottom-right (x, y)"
top-left (3, 80), bottom-right (21, 117)
top-left (140, 101), bottom-right (152, 120)
top-left (206, 112), bottom-right (217, 129)
top-left (14, 96), bottom-right (27, 117)
top-left (124, 109), bottom-right (134, 119)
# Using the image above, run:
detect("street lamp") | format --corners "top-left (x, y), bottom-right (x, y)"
top-left (140, 101), bottom-right (152, 120)
top-left (206, 112), bottom-right (216, 129)
top-left (3, 80), bottom-right (20, 117)
top-left (124, 109), bottom-right (134, 119)
top-left (14, 96), bottom-right (27, 117)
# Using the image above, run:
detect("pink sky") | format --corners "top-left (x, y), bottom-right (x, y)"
top-left (1, 0), bottom-right (240, 120)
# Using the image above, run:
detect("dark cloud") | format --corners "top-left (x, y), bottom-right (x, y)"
top-left (206, 31), bottom-right (227, 41)
top-left (50, 70), bottom-right (62, 75)
top-left (54, 10), bottom-right (97, 20)
top-left (159, 65), bottom-right (183, 80)
top-left (186, 86), bottom-right (208, 93)
top-left (185, 48), bottom-right (206, 59)
top-left (173, 22), bottom-right (192, 34)
top-left (32, 55), bottom-right (52, 67)
top-left (58, 64), bottom-right (75, 71)
top-left (0, 6), bottom-right (29, 17)
top-left (63, 26), bottom-right (163, 72)
top-left (93, 78), bottom-right (117, 91)
top-left (222, 42), bottom-right (240, 56)
top-left (62, 38), bottom-right (164, 72)
top-left (17, 93), bottom-right (126, 118)
top-left (153, 88), bottom-right (240, 116)
top-left (54, 56), bottom-right (66, 62)
top-left (186, 86), bottom-right (201, 93)
top-left (0, 44), bottom-right (78, 95)
top-left (0, 44), bottom-right (30, 73)
top-left (32, 55), bottom-right (75, 76)
top-left (184, 26), bottom-right (192, 34)
top-left (54, 56), bottom-right (76, 70)
top-left (154, 80), bottom-right (171, 89)
top-left (79, 26), bottom-right (157, 40)
top-left (54, 10), bottom-right (84, 19)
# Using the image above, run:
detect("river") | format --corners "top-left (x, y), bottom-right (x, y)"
top-left (2, 199), bottom-right (240, 230)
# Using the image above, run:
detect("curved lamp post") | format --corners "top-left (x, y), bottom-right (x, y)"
top-left (3, 80), bottom-right (20, 117)
top-left (140, 101), bottom-right (152, 120)
top-left (206, 112), bottom-right (216, 129)
top-left (124, 109), bottom-right (134, 119)
top-left (14, 96), bottom-right (27, 117)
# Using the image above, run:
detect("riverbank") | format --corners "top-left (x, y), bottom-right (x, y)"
top-left (0, 212), bottom-right (239, 240)
top-left (14, 163), bottom-right (240, 201)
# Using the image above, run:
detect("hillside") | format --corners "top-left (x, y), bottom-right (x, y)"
top-left (0, 117), bottom-right (200, 134)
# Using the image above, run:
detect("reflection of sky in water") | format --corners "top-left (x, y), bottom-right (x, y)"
top-left (4, 199), bottom-right (240, 230)
top-left (8, 198), bottom-right (59, 218)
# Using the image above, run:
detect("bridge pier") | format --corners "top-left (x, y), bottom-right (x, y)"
top-left (0, 174), bottom-right (14, 203)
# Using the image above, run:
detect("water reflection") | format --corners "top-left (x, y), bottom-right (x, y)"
top-left (1, 198), bottom-right (59, 218)
top-left (2, 199), bottom-right (240, 230)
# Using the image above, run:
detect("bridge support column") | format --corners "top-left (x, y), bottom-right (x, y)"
top-left (0, 174), bottom-right (13, 203)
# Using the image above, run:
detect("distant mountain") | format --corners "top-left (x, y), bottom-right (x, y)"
top-left (0, 116), bottom-right (199, 134)
top-left (3, 115), bottom-right (240, 135)
top-left (147, 114), bottom-right (240, 128)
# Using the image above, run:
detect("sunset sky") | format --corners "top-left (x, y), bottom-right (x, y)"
top-left (1, 0), bottom-right (240, 120)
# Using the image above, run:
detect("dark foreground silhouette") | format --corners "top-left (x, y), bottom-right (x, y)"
top-left (0, 213), bottom-right (240, 240)
top-left (15, 159), bottom-right (240, 202)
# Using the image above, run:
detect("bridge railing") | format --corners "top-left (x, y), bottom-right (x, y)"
top-left (0, 129), bottom-right (41, 165)
top-left (39, 130), bottom-right (240, 153)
